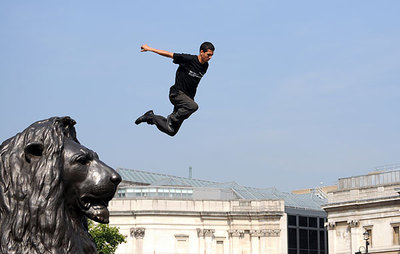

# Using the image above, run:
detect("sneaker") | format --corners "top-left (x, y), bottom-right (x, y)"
top-left (135, 110), bottom-right (154, 125)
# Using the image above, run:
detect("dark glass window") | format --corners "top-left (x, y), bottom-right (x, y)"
top-left (319, 231), bottom-right (325, 250)
top-left (288, 215), bottom-right (297, 226)
top-left (299, 229), bottom-right (308, 249)
top-left (319, 218), bottom-right (325, 228)
top-left (309, 230), bottom-right (318, 250)
top-left (309, 217), bottom-right (317, 228)
top-left (299, 216), bottom-right (308, 227)
top-left (288, 214), bottom-right (328, 254)
top-left (288, 228), bottom-right (297, 248)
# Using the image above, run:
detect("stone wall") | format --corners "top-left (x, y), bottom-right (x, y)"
top-left (109, 199), bottom-right (286, 254)
top-left (323, 180), bottom-right (400, 254)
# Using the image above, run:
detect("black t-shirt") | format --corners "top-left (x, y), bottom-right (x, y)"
top-left (170, 53), bottom-right (209, 99)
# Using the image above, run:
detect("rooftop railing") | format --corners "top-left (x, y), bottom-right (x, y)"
top-left (338, 168), bottom-right (400, 190)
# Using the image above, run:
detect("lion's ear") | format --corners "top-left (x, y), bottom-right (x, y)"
top-left (25, 142), bottom-right (44, 163)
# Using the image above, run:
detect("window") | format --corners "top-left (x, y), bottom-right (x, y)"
top-left (288, 215), bottom-right (297, 226)
top-left (319, 230), bottom-right (326, 250)
top-left (363, 228), bottom-right (373, 247)
top-left (309, 217), bottom-right (317, 228)
top-left (288, 228), bottom-right (297, 249)
top-left (175, 235), bottom-right (189, 254)
top-left (115, 187), bottom-right (194, 199)
top-left (394, 226), bottom-right (399, 245)
top-left (309, 230), bottom-right (318, 250)
top-left (239, 201), bottom-right (251, 206)
top-left (299, 229), bottom-right (308, 250)
top-left (319, 218), bottom-right (325, 229)
top-left (217, 241), bottom-right (224, 254)
top-left (134, 188), bottom-right (142, 197)
top-left (288, 214), bottom-right (328, 254)
top-left (299, 216), bottom-right (308, 227)
top-left (117, 189), bottom-right (126, 198)
top-left (367, 229), bottom-right (372, 247)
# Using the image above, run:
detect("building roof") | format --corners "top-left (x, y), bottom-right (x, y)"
top-left (118, 168), bottom-right (216, 187)
top-left (116, 168), bottom-right (326, 211)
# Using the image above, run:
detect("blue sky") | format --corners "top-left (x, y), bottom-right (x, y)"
top-left (1, 1), bottom-right (399, 191)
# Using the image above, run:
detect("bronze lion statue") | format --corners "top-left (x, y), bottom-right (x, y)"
top-left (0, 117), bottom-right (121, 253)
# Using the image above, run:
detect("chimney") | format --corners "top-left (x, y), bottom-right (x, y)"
top-left (189, 166), bottom-right (192, 179)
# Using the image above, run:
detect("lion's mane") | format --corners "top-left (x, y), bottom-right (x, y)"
top-left (0, 117), bottom-right (97, 254)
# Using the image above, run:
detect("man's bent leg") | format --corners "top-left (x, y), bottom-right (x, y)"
top-left (169, 91), bottom-right (199, 123)
top-left (139, 91), bottom-right (195, 136)
top-left (151, 114), bottom-right (182, 136)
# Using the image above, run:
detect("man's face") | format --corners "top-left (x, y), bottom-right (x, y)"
top-left (200, 49), bottom-right (214, 63)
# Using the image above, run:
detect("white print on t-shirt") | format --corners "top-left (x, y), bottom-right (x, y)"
top-left (188, 70), bottom-right (204, 79)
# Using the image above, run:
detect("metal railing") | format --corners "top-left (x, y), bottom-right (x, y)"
top-left (338, 169), bottom-right (400, 190)
top-left (374, 163), bottom-right (400, 171)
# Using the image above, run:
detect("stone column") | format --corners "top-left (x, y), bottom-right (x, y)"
top-left (250, 230), bottom-right (262, 254)
top-left (265, 229), bottom-right (281, 254)
top-left (228, 230), bottom-right (243, 254)
top-left (198, 229), bottom-right (215, 254)
top-left (325, 221), bottom-right (336, 254)
top-left (348, 219), bottom-right (359, 254)
top-left (197, 229), bottom-right (205, 254)
top-left (259, 230), bottom-right (267, 254)
top-left (131, 228), bottom-right (145, 254)
top-left (204, 229), bottom-right (215, 254)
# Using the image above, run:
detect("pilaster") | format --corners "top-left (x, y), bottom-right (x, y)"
top-left (130, 228), bottom-right (145, 254)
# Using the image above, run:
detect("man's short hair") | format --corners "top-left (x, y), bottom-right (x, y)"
top-left (200, 42), bottom-right (215, 52)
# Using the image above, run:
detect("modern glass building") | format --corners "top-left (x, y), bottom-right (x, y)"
top-left (287, 211), bottom-right (328, 254)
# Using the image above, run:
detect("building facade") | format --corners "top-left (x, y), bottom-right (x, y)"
top-left (323, 169), bottom-right (400, 254)
top-left (109, 168), bottom-right (328, 254)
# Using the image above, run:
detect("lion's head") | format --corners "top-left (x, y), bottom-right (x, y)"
top-left (0, 117), bottom-right (121, 254)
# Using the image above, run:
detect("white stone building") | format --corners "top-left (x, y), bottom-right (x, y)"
top-left (109, 168), bottom-right (328, 254)
top-left (322, 168), bottom-right (400, 254)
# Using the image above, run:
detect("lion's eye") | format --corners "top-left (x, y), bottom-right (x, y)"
top-left (76, 155), bottom-right (90, 165)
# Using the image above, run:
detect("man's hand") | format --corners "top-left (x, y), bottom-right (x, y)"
top-left (141, 44), bottom-right (152, 52)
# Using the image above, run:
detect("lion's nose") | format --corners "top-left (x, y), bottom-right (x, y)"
top-left (110, 172), bottom-right (122, 185)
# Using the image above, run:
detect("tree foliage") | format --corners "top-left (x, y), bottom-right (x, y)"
top-left (88, 220), bottom-right (126, 254)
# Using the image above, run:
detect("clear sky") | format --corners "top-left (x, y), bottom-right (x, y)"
top-left (1, 1), bottom-right (399, 192)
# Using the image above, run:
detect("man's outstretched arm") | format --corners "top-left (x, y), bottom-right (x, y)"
top-left (141, 44), bottom-right (173, 58)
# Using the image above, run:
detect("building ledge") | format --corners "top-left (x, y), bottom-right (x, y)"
top-left (322, 195), bottom-right (400, 210)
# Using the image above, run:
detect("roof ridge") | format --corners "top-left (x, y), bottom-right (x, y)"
top-left (117, 167), bottom-right (219, 184)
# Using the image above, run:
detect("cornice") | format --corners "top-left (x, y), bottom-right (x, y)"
top-left (110, 210), bottom-right (284, 219)
top-left (322, 196), bottom-right (400, 211)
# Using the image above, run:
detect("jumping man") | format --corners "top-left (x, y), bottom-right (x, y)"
top-left (135, 42), bottom-right (215, 136)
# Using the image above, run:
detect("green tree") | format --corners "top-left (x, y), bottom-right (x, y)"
top-left (88, 220), bottom-right (126, 254)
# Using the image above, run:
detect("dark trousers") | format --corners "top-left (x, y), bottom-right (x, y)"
top-left (151, 90), bottom-right (198, 136)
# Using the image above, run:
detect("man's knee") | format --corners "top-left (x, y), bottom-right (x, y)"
top-left (167, 130), bottom-right (178, 137)
top-left (189, 102), bottom-right (199, 113)
top-left (166, 124), bottom-right (180, 136)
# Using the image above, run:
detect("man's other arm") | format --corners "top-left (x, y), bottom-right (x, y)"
top-left (141, 44), bottom-right (173, 58)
